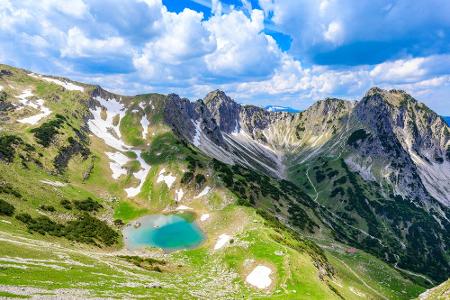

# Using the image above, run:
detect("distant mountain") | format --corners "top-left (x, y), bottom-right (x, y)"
top-left (264, 105), bottom-right (300, 113)
top-left (443, 116), bottom-right (450, 126)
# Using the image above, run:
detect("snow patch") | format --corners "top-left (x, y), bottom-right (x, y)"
top-left (30, 73), bottom-right (84, 91)
top-left (175, 188), bottom-right (184, 201)
top-left (156, 168), bottom-right (176, 189)
top-left (141, 114), bottom-right (149, 139)
top-left (16, 90), bottom-right (52, 125)
top-left (176, 205), bottom-right (192, 211)
top-left (124, 150), bottom-right (151, 198)
top-left (214, 234), bottom-right (231, 250)
top-left (88, 97), bottom-right (152, 197)
top-left (246, 265), bottom-right (272, 289)
top-left (40, 180), bottom-right (67, 187)
top-left (194, 186), bottom-right (211, 198)
top-left (105, 152), bottom-right (129, 179)
top-left (200, 214), bottom-right (210, 221)
top-left (88, 96), bottom-right (128, 151)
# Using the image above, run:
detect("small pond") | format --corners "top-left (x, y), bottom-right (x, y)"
top-left (123, 213), bottom-right (205, 251)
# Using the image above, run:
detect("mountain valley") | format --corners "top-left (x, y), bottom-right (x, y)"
top-left (0, 64), bottom-right (448, 299)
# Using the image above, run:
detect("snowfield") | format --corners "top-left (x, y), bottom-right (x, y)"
top-left (16, 90), bottom-right (52, 125)
top-left (214, 234), bottom-right (231, 250)
top-left (140, 114), bottom-right (149, 139)
top-left (176, 205), bottom-right (192, 211)
top-left (246, 265), bottom-right (272, 289)
top-left (88, 97), bottom-right (151, 198)
top-left (156, 168), bottom-right (176, 189)
top-left (29, 73), bottom-right (84, 91)
top-left (200, 214), bottom-right (210, 221)
top-left (195, 186), bottom-right (211, 198)
top-left (124, 150), bottom-right (151, 198)
top-left (105, 152), bottom-right (129, 179)
top-left (175, 188), bottom-right (184, 201)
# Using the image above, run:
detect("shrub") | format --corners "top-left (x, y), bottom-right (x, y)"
top-left (65, 214), bottom-right (119, 246)
top-left (114, 219), bottom-right (124, 226)
top-left (0, 91), bottom-right (7, 102)
top-left (30, 116), bottom-right (65, 147)
top-left (194, 174), bottom-right (206, 187)
top-left (39, 205), bottom-right (55, 212)
top-left (0, 199), bottom-right (15, 216)
top-left (0, 135), bottom-right (23, 162)
top-left (73, 197), bottom-right (102, 212)
top-left (60, 199), bottom-right (72, 210)
top-left (119, 255), bottom-right (166, 272)
top-left (180, 172), bottom-right (194, 184)
top-left (0, 182), bottom-right (21, 198)
top-left (16, 212), bottom-right (118, 247)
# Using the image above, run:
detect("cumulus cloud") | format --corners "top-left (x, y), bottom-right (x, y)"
top-left (205, 9), bottom-right (281, 78)
top-left (61, 27), bottom-right (127, 58)
top-left (260, 0), bottom-right (450, 64)
top-left (0, 0), bottom-right (449, 114)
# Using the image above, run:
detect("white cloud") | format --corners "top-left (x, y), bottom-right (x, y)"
top-left (42, 0), bottom-right (88, 19)
top-left (369, 57), bottom-right (426, 83)
top-left (1, 0), bottom-right (449, 115)
top-left (323, 21), bottom-right (344, 45)
top-left (205, 9), bottom-right (280, 77)
top-left (61, 27), bottom-right (127, 58)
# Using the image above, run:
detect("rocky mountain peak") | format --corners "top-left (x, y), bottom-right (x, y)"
top-left (203, 90), bottom-right (240, 133)
top-left (362, 87), bottom-right (418, 109)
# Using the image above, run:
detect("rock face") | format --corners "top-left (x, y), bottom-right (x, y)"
top-left (353, 88), bottom-right (450, 206)
top-left (163, 87), bottom-right (450, 282)
top-left (165, 87), bottom-right (449, 207)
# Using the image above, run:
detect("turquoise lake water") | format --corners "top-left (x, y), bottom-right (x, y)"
top-left (123, 214), bottom-right (205, 251)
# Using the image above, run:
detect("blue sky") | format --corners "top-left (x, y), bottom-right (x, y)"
top-left (1, 0), bottom-right (450, 114)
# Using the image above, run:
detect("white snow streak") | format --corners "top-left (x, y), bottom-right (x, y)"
top-left (156, 168), bottom-right (176, 189)
top-left (194, 186), bottom-right (211, 198)
top-left (16, 90), bottom-right (52, 125)
top-left (214, 234), bottom-right (231, 250)
top-left (30, 73), bottom-right (84, 91)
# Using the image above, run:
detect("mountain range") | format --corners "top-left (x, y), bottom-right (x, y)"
top-left (0, 64), bottom-right (448, 299)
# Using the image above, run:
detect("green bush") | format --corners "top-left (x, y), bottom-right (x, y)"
top-left (0, 182), bottom-right (21, 198)
top-left (65, 214), bottom-right (118, 246)
top-left (73, 197), bottom-right (102, 212)
top-left (60, 199), bottom-right (72, 210)
top-left (194, 174), bottom-right (206, 187)
top-left (30, 115), bottom-right (65, 147)
top-left (0, 91), bottom-right (7, 102)
top-left (0, 135), bottom-right (23, 162)
top-left (0, 199), bottom-right (15, 216)
top-left (16, 212), bottom-right (118, 247)
top-left (39, 205), bottom-right (55, 212)
top-left (181, 171), bottom-right (194, 184)
top-left (119, 255), bottom-right (166, 272)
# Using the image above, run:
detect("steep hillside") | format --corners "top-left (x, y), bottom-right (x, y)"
top-left (0, 64), bottom-right (444, 298)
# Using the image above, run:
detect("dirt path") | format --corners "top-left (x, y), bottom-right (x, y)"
top-left (336, 258), bottom-right (388, 300)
